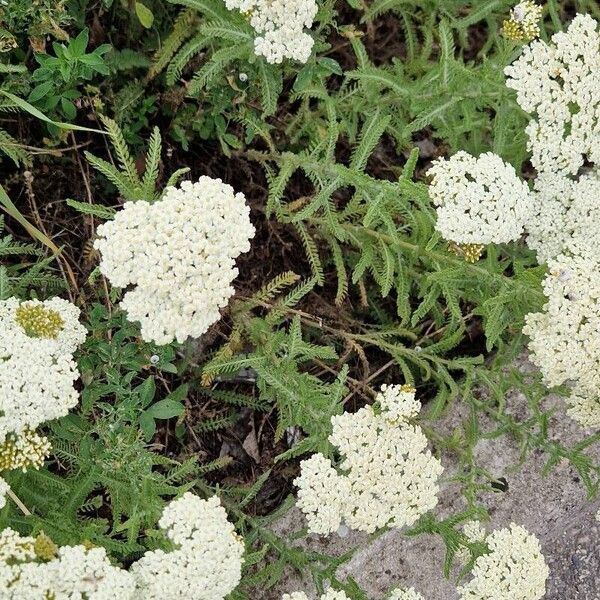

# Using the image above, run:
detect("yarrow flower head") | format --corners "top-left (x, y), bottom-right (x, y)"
top-left (1, 297), bottom-right (86, 357)
top-left (0, 476), bottom-right (9, 509)
top-left (503, 13), bottom-right (600, 263)
top-left (561, 174), bottom-right (600, 260)
top-left (292, 452), bottom-right (349, 534)
top-left (0, 536), bottom-right (136, 599)
top-left (448, 241), bottom-right (486, 263)
top-left (0, 528), bottom-right (36, 563)
top-left (524, 169), bottom-right (600, 263)
top-left (0, 348), bottom-right (80, 441)
top-left (463, 520), bottom-right (487, 545)
top-left (224, 0), bottom-right (317, 64)
top-left (456, 520), bottom-right (488, 563)
top-left (94, 177), bottom-right (254, 345)
top-left (503, 2), bottom-right (543, 42)
top-left (282, 591), bottom-right (351, 600)
top-left (378, 383), bottom-right (419, 423)
top-left (0, 430), bottom-right (51, 472)
top-left (457, 523), bottom-right (549, 600)
top-left (15, 302), bottom-right (64, 338)
top-left (524, 173), bottom-right (577, 263)
top-left (505, 14), bottom-right (600, 178)
top-left (428, 151), bottom-right (533, 246)
top-left (524, 253), bottom-right (600, 429)
top-left (294, 385), bottom-right (443, 535)
top-left (0, 297), bottom-right (86, 444)
top-left (130, 492), bottom-right (245, 599)
top-left (0, 493), bottom-right (244, 600)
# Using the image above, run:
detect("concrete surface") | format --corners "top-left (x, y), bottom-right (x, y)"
top-left (263, 357), bottom-right (600, 600)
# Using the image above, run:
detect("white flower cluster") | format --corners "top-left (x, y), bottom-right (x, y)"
top-left (427, 151), bottom-right (533, 245)
top-left (523, 173), bottom-right (576, 264)
top-left (378, 383), bottom-right (421, 423)
top-left (0, 527), bottom-right (36, 563)
top-left (131, 492), bottom-right (244, 599)
top-left (282, 591), bottom-right (351, 600)
top-left (463, 520), bottom-right (487, 544)
top-left (9, 297), bottom-right (86, 355)
top-left (0, 297), bottom-right (86, 446)
top-left (456, 520), bottom-right (487, 563)
top-left (0, 493), bottom-right (244, 600)
top-left (429, 15), bottom-right (600, 430)
top-left (503, 2), bottom-right (543, 42)
top-left (457, 523), bottom-right (549, 600)
top-left (504, 13), bottom-right (600, 262)
top-left (0, 476), bottom-right (9, 509)
top-left (504, 15), bottom-right (600, 428)
top-left (505, 14), bottom-right (600, 178)
top-left (0, 429), bottom-right (52, 472)
top-left (523, 253), bottom-right (600, 429)
top-left (224, 0), bottom-right (317, 63)
top-left (1, 543), bottom-right (136, 599)
top-left (525, 167), bottom-right (600, 264)
top-left (94, 177), bottom-right (254, 345)
top-left (294, 385), bottom-right (443, 535)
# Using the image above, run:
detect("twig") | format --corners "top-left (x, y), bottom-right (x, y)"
top-left (7, 488), bottom-right (31, 516)
top-left (70, 132), bottom-right (95, 239)
top-left (22, 171), bottom-right (79, 297)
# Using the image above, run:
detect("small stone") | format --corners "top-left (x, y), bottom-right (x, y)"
top-left (337, 523), bottom-right (350, 538)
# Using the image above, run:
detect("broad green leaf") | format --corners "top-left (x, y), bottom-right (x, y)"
top-left (147, 399), bottom-right (185, 419)
top-left (28, 81), bottom-right (54, 103)
top-left (70, 28), bottom-right (89, 57)
top-left (318, 57), bottom-right (343, 75)
top-left (60, 97), bottom-right (77, 120)
top-left (137, 377), bottom-right (156, 408)
top-left (135, 1), bottom-right (155, 28)
top-left (139, 412), bottom-right (157, 438)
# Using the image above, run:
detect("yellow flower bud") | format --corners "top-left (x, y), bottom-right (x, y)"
top-left (15, 303), bottom-right (64, 339)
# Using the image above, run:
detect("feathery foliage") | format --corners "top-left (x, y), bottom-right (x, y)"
top-left (1, 1), bottom-right (600, 598)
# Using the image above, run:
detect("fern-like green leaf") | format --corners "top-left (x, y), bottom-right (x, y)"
top-left (294, 222), bottom-right (325, 285)
top-left (142, 127), bottom-right (162, 199)
top-left (350, 109), bottom-right (391, 172)
top-left (100, 116), bottom-right (140, 185)
top-left (66, 198), bottom-right (117, 220)
top-left (257, 61), bottom-right (283, 117)
top-left (188, 45), bottom-right (249, 95)
top-left (148, 8), bottom-right (197, 79)
top-left (0, 128), bottom-right (30, 166)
